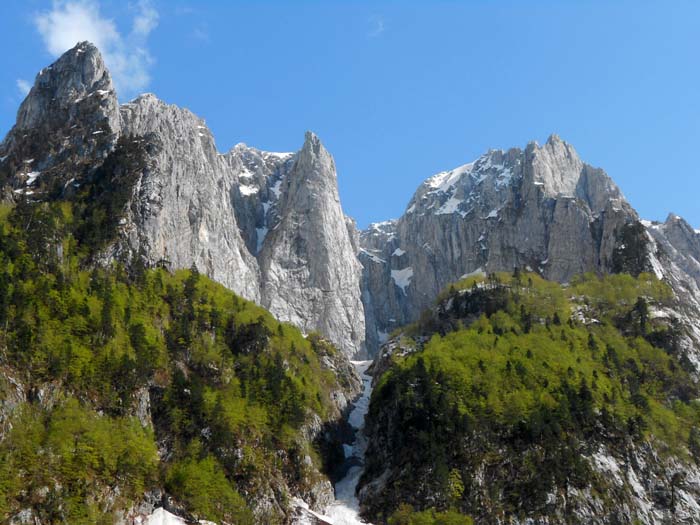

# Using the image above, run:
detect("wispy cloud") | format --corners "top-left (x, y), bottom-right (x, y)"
top-left (191, 24), bottom-right (210, 44)
top-left (33, 0), bottom-right (159, 98)
top-left (368, 14), bottom-right (385, 38)
top-left (16, 79), bottom-right (32, 96)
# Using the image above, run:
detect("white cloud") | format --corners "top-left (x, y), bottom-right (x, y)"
top-left (132, 0), bottom-right (159, 37)
top-left (368, 15), bottom-right (385, 38)
top-left (16, 79), bottom-right (32, 96)
top-left (34, 0), bottom-right (159, 98)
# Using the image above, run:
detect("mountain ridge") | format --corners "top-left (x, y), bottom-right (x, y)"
top-left (2, 41), bottom-right (699, 366)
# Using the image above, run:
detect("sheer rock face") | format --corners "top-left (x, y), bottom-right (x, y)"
top-left (117, 93), bottom-right (262, 301)
top-left (359, 136), bottom-right (642, 351)
top-left (0, 43), bottom-right (366, 357)
top-left (117, 103), bottom-right (364, 356)
top-left (259, 132), bottom-right (366, 355)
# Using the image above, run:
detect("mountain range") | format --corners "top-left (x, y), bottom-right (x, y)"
top-left (3, 42), bottom-right (699, 365)
top-left (2, 41), bottom-right (700, 524)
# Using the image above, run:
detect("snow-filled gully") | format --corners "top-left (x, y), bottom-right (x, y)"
top-left (324, 360), bottom-right (375, 525)
top-left (140, 361), bottom-right (375, 525)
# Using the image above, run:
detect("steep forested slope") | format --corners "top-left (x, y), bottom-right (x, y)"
top-left (360, 272), bottom-right (700, 524)
top-left (0, 198), bottom-right (359, 524)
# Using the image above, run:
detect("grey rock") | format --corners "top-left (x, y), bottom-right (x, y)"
top-left (259, 132), bottom-right (365, 356)
top-left (117, 101), bottom-right (365, 356)
top-left (4, 41), bottom-right (700, 367)
top-left (643, 214), bottom-right (700, 369)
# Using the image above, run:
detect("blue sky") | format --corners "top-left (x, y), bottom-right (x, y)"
top-left (1, 1), bottom-right (699, 229)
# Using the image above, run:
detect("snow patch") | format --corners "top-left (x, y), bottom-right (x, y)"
top-left (494, 166), bottom-right (513, 188)
top-left (391, 267), bottom-right (413, 294)
top-left (238, 167), bottom-right (254, 179)
top-left (140, 507), bottom-right (215, 525)
top-left (326, 361), bottom-right (375, 525)
top-left (369, 220), bottom-right (396, 230)
top-left (25, 171), bottom-right (40, 186)
top-left (293, 497), bottom-right (334, 525)
top-left (392, 248), bottom-right (406, 257)
top-left (460, 267), bottom-right (485, 280)
top-left (270, 179), bottom-right (283, 199)
top-left (426, 162), bottom-right (474, 193)
top-left (264, 151), bottom-right (294, 160)
top-left (436, 195), bottom-right (467, 217)
top-left (360, 249), bottom-right (386, 264)
top-left (239, 184), bottom-right (259, 196)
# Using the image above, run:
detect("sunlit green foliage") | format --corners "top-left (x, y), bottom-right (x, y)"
top-left (389, 504), bottom-right (474, 525)
top-left (0, 200), bottom-right (344, 522)
top-left (0, 401), bottom-right (157, 524)
top-left (166, 444), bottom-right (254, 525)
top-left (365, 271), bottom-right (700, 520)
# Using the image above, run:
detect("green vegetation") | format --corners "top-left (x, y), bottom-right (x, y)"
top-left (389, 504), bottom-right (474, 525)
top-left (0, 199), bottom-right (347, 523)
top-left (0, 400), bottom-right (157, 525)
top-left (363, 271), bottom-right (700, 522)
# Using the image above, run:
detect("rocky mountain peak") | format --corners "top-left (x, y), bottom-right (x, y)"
top-left (260, 131), bottom-right (366, 356)
top-left (0, 42), bottom-right (120, 197)
top-left (303, 130), bottom-right (322, 151)
top-left (16, 41), bottom-right (118, 132)
top-left (527, 133), bottom-right (584, 197)
top-left (294, 131), bottom-right (336, 184)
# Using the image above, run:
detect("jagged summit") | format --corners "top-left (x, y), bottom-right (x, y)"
top-left (0, 42), bottom-right (120, 197)
top-left (403, 136), bottom-right (626, 227)
top-left (16, 41), bottom-right (116, 131)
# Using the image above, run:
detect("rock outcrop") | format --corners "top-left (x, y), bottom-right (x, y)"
top-left (259, 132), bottom-right (365, 354)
